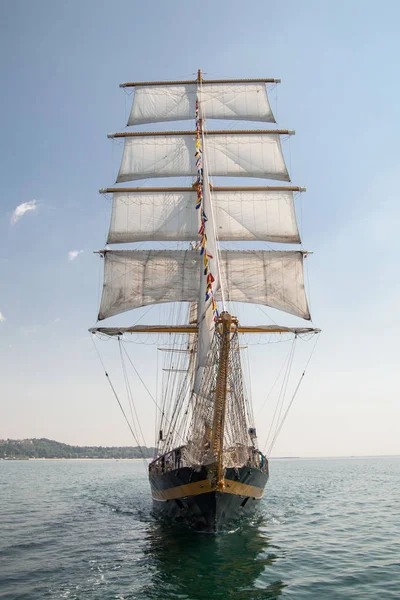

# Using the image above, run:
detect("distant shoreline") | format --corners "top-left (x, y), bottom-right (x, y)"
top-left (1, 440), bottom-right (399, 461)
top-left (0, 438), bottom-right (156, 460)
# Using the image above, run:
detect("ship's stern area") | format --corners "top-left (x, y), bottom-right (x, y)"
top-left (149, 461), bottom-right (269, 532)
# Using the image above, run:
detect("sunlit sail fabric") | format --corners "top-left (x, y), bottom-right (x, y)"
top-left (116, 133), bottom-right (290, 183)
top-left (98, 250), bottom-right (310, 321)
top-left (127, 83), bottom-right (275, 126)
top-left (107, 190), bottom-right (300, 243)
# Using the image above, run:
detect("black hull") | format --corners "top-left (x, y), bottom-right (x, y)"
top-left (149, 464), bottom-right (268, 532)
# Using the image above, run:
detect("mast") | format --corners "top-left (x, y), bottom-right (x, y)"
top-left (195, 68), bottom-right (230, 476)
top-left (211, 312), bottom-right (233, 489)
top-left (193, 74), bottom-right (222, 393)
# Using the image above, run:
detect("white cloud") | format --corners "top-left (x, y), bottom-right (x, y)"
top-left (68, 250), bottom-right (84, 261)
top-left (0, 312), bottom-right (6, 322)
top-left (11, 200), bottom-right (37, 225)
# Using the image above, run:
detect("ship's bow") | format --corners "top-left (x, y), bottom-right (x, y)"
top-left (150, 462), bottom-right (268, 532)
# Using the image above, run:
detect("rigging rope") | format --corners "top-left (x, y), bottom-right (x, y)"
top-left (91, 336), bottom-right (148, 471)
top-left (120, 341), bottom-right (188, 449)
top-left (118, 339), bottom-right (148, 461)
top-left (265, 332), bottom-right (321, 456)
top-left (263, 336), bottom-right (297, 454)
top-left (256, 339), bottom-right (296, 418)
top-left (157, 304), bottom-right (195, 454)
top-left (273, 336), bottom-right (297, 440)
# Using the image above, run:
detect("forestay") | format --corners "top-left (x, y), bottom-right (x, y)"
top-left (127, 83), bottom-right (275, 126)
top-left (98, 249), bottom-right (310, 321)
top-left (116, 134), bottom-right (290, 183)
top-left (107, 190), bottom-right (300, 243)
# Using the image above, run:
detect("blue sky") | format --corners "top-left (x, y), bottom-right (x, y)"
top-left (1, 0), bottom-right (399, 456)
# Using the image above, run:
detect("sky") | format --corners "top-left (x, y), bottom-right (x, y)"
top-left (1, 0), bottom-right (399, 457)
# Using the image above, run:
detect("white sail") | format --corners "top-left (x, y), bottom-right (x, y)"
top-left (107, 190), bottom-right (198, 243)
top-left (98, 250), bottom-right (310, 321)
top-left (116, 134), bottom-right (290, 183)
top-left (128, 83), bottom-right (275, 126)
top-left (107, 189), bottom-right (300, 244)
top-left (212, 189), bottom-right (300, 243)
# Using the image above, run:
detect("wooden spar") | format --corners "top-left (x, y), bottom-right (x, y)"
top-left (95, 249), bottom-right (310, 257)
top-left (120, 77), bottom-right (281, 88)
top-left (89, 325), bottom-right (321, 335)
top-left (107, 129), bottom-right (294, 138)
top-left (211, 313), bottom-right (232, 489)
top-left (157, 348), bottom-right (190, 354)
top-left (157, 348), bottom-right (192, 353)
top-left (95, 250), bottom-right (311, 259)
top-left (239, 326), bottom-right (320, 333)
top-left (99, 185), bottom-right (307, 193)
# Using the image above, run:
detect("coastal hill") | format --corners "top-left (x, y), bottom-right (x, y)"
top-left (0, 438), bottom-right (156, 460)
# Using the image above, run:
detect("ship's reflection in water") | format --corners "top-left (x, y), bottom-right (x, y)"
top-left (139, 515), bottom-right (285, 599)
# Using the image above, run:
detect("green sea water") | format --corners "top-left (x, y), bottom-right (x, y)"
top-left (1, 457), bottom-right (399, 599)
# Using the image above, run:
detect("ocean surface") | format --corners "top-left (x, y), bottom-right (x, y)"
top-left (0, 457), bottom-right (399, 599)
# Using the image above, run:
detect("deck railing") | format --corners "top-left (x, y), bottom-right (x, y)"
top-left (148, 445), bottom-right (268, 475)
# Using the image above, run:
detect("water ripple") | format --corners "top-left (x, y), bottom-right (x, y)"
top-left (0, 457), bottom-right (399, 599)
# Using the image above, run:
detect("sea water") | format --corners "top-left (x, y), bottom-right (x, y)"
top-left (0, 456), bottom-right (399, 599)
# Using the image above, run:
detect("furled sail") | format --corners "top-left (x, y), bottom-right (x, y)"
top-left (98, 249), bottom-right (310, 321)
top-left (127, 83), bottom-right (275, 126)
top-left (116, 133), bottom-right (290, 183)
top-left (107, 189), bottom-right (300, 244)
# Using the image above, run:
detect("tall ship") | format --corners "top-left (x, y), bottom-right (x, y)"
top-left (90, 70), bottom-right (319, 531)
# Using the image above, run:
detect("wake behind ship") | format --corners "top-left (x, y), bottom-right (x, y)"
top-left (90, 70), bottom-right (319, 531)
